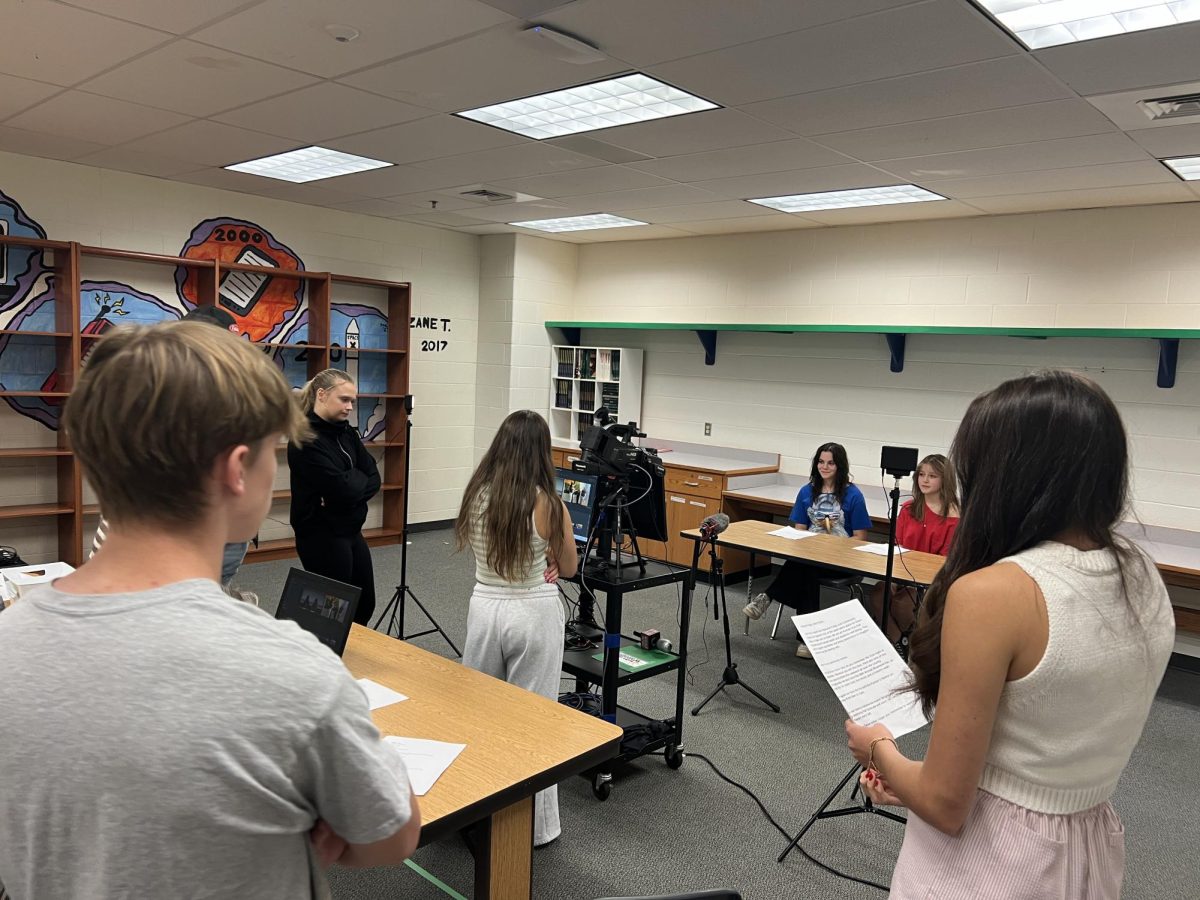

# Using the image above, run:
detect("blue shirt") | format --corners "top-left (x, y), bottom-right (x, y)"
top-left (788, 483), bottom-right (872, 537)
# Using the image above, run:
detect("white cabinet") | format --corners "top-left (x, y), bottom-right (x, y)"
top-left (549, 345), bottom-right (644, 442)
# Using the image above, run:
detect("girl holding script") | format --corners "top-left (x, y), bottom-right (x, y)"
top-left (846, 371), bottom-right (1174, 899)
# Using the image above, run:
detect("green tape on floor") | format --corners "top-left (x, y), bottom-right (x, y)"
top-left (405, 859), bottom-right (468, 900)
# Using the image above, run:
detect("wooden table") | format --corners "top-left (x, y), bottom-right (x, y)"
top-left (343, 625), bottom-right (623, 899)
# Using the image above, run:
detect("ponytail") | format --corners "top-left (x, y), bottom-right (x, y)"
top-left (300, 368), bottom-right (352, 414)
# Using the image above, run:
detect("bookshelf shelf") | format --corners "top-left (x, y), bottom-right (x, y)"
top-left (549, 345), bottom-right (643, 443)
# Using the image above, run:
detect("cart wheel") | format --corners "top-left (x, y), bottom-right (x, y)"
top-left (592, 772), bottom-right (612, 801)
top-left (664, 744), bottom-right (685, 769)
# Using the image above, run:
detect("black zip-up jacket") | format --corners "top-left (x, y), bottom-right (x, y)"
top-left (288, 411), bottom-right (381, 537)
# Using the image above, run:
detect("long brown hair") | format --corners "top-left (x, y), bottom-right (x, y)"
top-left (907, 370), bottom-right (1146, 718)
top-left (909, 453), bottom-right (958, 521)
top-left (455, 410), bottom-right (563, 582)
top-left (809, 442), bottom-right (851, 501)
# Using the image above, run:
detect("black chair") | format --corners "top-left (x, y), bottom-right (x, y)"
top-left (764, 574), bottom-right (866, 639)
top-left (596, 892), bottom-right (742, 900)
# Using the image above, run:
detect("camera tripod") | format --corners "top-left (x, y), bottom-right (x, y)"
top-left (777, 474), bottom-right (908, 863)
top-left (691, 535), bottom-right (779, 716)
top-left (372, 407), bottom-right (460, 656)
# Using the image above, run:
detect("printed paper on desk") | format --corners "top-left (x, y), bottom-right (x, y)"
top-left (356, 678), bottom-right (408, 710)
top-left (383, 736), bottom-right (467, 795)
top-left (855, 543), bottom-right (913, 557)
top-left (768, 526), bottom-right (819, 540)
top-left (791, 602), bottom-right (928, 738)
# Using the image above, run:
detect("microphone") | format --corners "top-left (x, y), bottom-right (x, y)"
top-left (699, 513), bottom-right (730, 540)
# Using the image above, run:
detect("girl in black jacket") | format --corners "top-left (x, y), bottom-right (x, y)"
top-left (288, 368), bottom-right (380, 624)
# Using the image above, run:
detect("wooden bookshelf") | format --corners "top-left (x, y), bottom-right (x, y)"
top-left (0, 235), bottom-right (410, 566)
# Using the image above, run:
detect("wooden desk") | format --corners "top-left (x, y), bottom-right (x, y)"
top-left (343, 626), bottom-right (622, 900)
top-left (688, 519), bottom-right (945, 587)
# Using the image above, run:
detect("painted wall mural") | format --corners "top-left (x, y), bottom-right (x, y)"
top-left (1, 194), bottom-right (391, 439)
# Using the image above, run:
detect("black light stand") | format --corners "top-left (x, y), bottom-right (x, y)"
top-left (691, 532), bottom-right (779, 716)
top-left (777, 449), bottom-right (916, 864)
top-left (372, 396), bottom-right (460, 656)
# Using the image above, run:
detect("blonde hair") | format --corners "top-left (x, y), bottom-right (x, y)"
top-left (910, 453), bottom-right (959, 521)
top-left (63, 321), bottom-right (310, 528)
top-left (299, 368), bottom-right (353, 414)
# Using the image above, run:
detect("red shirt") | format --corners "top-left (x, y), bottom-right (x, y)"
top-left (895, 500), bottom-right (958, 556)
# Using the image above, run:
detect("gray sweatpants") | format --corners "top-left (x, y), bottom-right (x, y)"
top-left (462, 581), bottom-right (566, 846)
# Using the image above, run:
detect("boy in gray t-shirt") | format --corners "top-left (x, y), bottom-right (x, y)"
top-left (0, 322), bottom-right (419, 899)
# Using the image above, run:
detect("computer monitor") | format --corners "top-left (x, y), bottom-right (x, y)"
top-left (275, 568), bottom-right (360, 656)
top-left (555, 467), bottom-right (599, 544)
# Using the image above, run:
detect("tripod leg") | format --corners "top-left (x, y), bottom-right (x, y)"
top-left (405, 588), bottom-right (461, 657)
top-left (372, 587), bottom-right (402, 635)
top-left (777, 764), bottom-right (861, 863)
top-left (690, 681), bottom-right (727, 716)
top-left (734, 680), bottom-right (781, 714)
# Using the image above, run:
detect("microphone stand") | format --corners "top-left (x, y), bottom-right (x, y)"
top-left (691, 525), bottom-right (780, 716)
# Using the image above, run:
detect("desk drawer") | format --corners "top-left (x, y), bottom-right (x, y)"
top-left (664, 467), bottom-right (724, 500)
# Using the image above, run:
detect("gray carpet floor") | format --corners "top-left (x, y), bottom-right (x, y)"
top-left (233, 529), bottom-right (1200, 900)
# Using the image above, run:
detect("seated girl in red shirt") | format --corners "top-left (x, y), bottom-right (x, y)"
top-left (869, 453), bottom-right (959, 644)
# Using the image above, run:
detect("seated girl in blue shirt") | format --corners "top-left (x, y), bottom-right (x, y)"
top-left (743, 442), bottom-right (872, 658)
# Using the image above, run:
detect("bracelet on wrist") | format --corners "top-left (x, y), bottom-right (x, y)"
top-left (867, 736), bottom-right (897, 773)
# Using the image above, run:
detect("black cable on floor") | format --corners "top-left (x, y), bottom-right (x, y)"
top-left (682, 751), bottom-right (890, 893)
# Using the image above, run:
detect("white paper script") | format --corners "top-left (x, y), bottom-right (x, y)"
top-left (792, 601), bottom-right (927, 737)
top-left (383, 736), bottom-right (467, 796)
top-left (769, 526), bottom-right (819, 540)
top-left (356, 678), bottom-right (409, 710)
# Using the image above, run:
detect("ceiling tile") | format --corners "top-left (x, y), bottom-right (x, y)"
top-left (213, 83), bottom-right (434, 142)
top-left (489, 165), bottom-right (672, 197)
top-left (798, 199), bottom-right (983, 225)
top-left (74, 146), bottom-right (205, 178)
top-left (397, 210), bottom-right (496, 227)
top-left (628, 138), bottom-right (852, 182)
top-left (133, 120), bottom-right (299, 167)
top-left (1033, 21), bottom-right (1200, 97)
top-left (328, 115), bottom-right (525, 165)
top-left (427, 198), bottom-right (585, 223)
top-left (172, 167), bottom-right (297, 196)
top-left (544, 135), bottom-right (652, 163)
top-left (691, 163), bottom-right (897, 200)
top-left (339, 26), bottom-right (625, 112)
top-left (332, 164), bottom-right (466, 197)
top-left (966, 184), bottom-right (1196, 215)
top-left (875, 133), bottom-right (1153, 182)
top-left (674, 216), bottom-right (821, 235)
top-left (7, 91), bottom-right (191, 146)
top-left (191, 0), bottom-right (513, 79)
top-left (1126, 124), bottom-right (1200, 160)
top-left (82, 40), bottom-right (319, 117)
top-left (411, 142), bottom-right (605, 184)
top-left (647, 0), bottom-right (1018, 107)
top-left (330, 198), bottom-right (437, 218)
top-left (634, 200), bottom-right (778, 224)
top-left (926, 161), bottom-right (1178, 200)
top-left (814, 100), bottom-right (1117, 161)
top-left (57, 0), bottom-right (259, 34)
top-left (0, 127), bottom-right (107, 161)
top-left (0, 3), bottom-right (169, 86)
top-left (584, 108), bottom-right (796, 158)
top-left (454, 222), bottom-right (520, 234)
top-left (476, 1), bottom-right (569, 16)
top-left (541, 0), bottom-right (923, 67)
top-left (541, 184), bottom-right (723, 212)
top-left (0, 74), bottom-right (62, 121)
top-left (742, 56), bottom-right (1074, 137)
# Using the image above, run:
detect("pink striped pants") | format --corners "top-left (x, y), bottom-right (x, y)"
top-left (889, 790), bottom-right (1125, 900)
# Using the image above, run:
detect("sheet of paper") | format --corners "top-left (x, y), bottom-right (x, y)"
top-left (768, 526), bottom-right (819, 540)
top-left (356, 678), bottom-right (408, 710)
top-left (854, 542), bottom-right (912, 556)
top-left (791, 601), bottom-right (928, 738)
top-left (383, 736), bottom-right (467, 796)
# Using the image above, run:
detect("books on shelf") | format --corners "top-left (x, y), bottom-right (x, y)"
top-left (554, 379), bottom-right (572, 410)
top-left (577, 412), bottom-right (593, 434)
top-left (557, 347), bottom-right (574, 378)
top-left (578, 349), bottom-right (596, 379)
top-left (578, 381), bottom-right (596, 411)
top-left (601, 382), bottom-right (620, 411)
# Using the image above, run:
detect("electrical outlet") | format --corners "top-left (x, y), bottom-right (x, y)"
top-left (704, 422), bottom-right (712, 436)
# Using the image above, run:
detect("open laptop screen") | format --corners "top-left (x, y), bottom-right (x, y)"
top-left (555, 468), bottom-right (599, 545)
top-left (275, 568), bottom-right (360, 656)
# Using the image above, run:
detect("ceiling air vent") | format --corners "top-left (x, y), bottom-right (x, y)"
top-left (1139, 93), bottom-right (1200, 122)
top-left (459, 188), bottom-right (515, 202)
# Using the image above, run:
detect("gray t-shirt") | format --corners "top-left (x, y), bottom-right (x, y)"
top-left (0, 579), bottom-right (412, 900)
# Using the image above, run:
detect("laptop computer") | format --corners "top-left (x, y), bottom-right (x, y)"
top-left (275, 568), bottom-right (360, 657)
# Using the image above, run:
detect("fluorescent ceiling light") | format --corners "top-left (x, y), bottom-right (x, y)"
top-left (1161, 155), bottom-right (1200, 179)
top-left (974, 0), bottom-right (1200, 49)
top-left (509, 213), bottom-right (647, 233)
top-left (457, 73), bottom-right (718, 139)
top-left (225, 146), bottom-right (392, 183)
top-left (747, 185), bottom-right (947, 214)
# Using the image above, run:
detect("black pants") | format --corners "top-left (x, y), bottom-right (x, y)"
top-left (295, 529), bottom-right (376, 625)
top-left (762, 559), bottom-right (822, 615)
